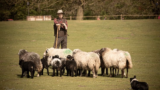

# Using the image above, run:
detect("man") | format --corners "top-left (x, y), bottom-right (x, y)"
top-left (53, 10), bottom-right (68, 48)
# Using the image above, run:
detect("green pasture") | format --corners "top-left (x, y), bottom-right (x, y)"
top-left (0, 20), bottom-right (160, 90)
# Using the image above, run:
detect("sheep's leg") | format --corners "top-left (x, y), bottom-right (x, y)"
top-left (110, 68), bottom-right (112, 77)
top-left (126, 68), bottom-right (128, 78)
top-left (88, 70), bottom-right (90, 77)
top-left (47, 67), bottom-right (49, 75)
top-left (31, 71), bottom-right (33, 79)
top-left (80, 69), bottom-right (83, 77)
top-left (95, 70), bottom-right (98, 78)
top-left (92, 69), bottom-right (96, 78)
top-left (113, 68), bottom-right (115, 77)
top-left (68, 69), bottom-right (71, 76)
top-left (21, 69), bottom-right (25, 78)
top-left (101, 68), bottom-right (104, 76)
top-left (116, 69), bottom-right (119, 76)
top-left (121, 69), bottom-right (124, 78)
top-left (106, 68), bottom-right (108, 75)
top-left (71, 69), bottom-right (74, 77)
top-left (84, 70), bottom-right (88, 77)
top-left (31, 70), bottom-right (35, 79)
top-left (114, 69), bottom-right (116, 76)
top-left (56, 69), bottom-right (58, 76)
top-left (60, 69), bottom-right (62, 77)
top-left (69, 69), bottom-right (72, 76)
top-left (75, 70), bottom-right (77, 77)
top-left (63, 67), bottom-right (65, 74)
top-left (27, 70), bottom-right (30, 78)
top-left (77, 69), bottom-right (80, 76)
top-left (41, 66), bottom-right (44, 75)
top-left (67, 69), bottom-right (69, 76)
top-left (52, 69), bottom-right (55, 77)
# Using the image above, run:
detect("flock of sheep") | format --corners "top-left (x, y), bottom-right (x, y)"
top-left (18, 47), bottom-right (133, 79)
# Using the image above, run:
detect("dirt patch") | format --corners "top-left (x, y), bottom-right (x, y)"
top-left (114, 36), bottom-right (129, 39)
top-left (78, 85), bottom-right (86, 87)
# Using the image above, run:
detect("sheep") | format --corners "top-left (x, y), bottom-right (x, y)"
top-left (19, 60), bottom-right (35, 78)
top-left (112, 48), bottom-right (133, 77)
top-left (18, 49), bottom-right (43, 78)
top-left (99, 47), bottom-right (133, 78)
top-left (41, 48), bottom-right (73, 75)
top-left (50, 55), bottom-right (64, 77)
top-left (92, 49), bottom-right (108, 76)
top-left (41, 56), bottom-right (49, 75)
top-left (73, 49), bottom-right (101, 78)
top-left (66, 55), bottom-right (77, 77)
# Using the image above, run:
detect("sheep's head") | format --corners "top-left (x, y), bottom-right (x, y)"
top-left (37, 61), bottom-right (43, 73)
top-left (112, 48), bottom-right (119, 52)
top-left (18, 49), bottom-right (27, 57)
top-left (66, 55), bottom-right (74, 61)
top-left (43, 48), bottom-right (49, 57)
top-left (52, 55), bottom-right (59, 59)
top-left (99, 48), bottom-right (106, 55)
top-left (44, 48), bottom-right (55, 57)
top-left (73, 49), bottom-right (81, 54)
top-left (51, 55), bottom-right (62, 69)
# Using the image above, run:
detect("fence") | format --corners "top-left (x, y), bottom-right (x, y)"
top-left (26, 15), bottom-right (160, 21)
top-left (27, 15), bottom-right (51, 21)
top-left (64, 15), bottom-right (160, 20)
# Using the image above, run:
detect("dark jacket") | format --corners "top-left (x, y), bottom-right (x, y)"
top-left (54, 18), bottom-right (68, 37)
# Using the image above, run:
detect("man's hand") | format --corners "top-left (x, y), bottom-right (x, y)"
top-left (62, 23), bottom-right (67, 30)
top-left (56, 24), bottom-right (60, 30)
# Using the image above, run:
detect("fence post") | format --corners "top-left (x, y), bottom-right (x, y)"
top-left (121, 14), bottom-right (123, 20)
top-left (70, 16), bottom-right (72, 20)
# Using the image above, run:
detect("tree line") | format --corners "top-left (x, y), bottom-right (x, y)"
top-left (0, 0), bottom-right (159, 21)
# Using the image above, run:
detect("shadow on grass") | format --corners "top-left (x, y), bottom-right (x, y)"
top-left (16, 74), bottom-right (22, 78)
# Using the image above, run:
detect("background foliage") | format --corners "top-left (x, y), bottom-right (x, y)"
top-left (0, 0), bottom-right (160, 20)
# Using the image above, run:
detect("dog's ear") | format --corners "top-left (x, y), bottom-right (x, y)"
top-left (134, 75), bottom-right (136, 78)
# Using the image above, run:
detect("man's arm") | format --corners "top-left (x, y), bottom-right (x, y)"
top-left (62, 19), bottom-right (68, 30)
top-left (54, 18), bottom-right (60, 26)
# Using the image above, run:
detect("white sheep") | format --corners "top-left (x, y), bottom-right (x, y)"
top-left (73, 49), bottom-right (101, 78)
top-left (41, 48), bottom-right (73, 75)
top-left (112, 48), bottom-right (133, 77)
top-left (99, 47), bottom-right (133, 78)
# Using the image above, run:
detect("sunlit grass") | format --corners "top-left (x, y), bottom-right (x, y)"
top-left (0, 20), bottom-right (160, 90)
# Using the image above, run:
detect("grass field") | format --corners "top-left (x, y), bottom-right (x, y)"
top-left (0, 20), bottom-right (160, 90)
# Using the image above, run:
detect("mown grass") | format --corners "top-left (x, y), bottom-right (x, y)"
top-left (0, 20), bottom-right (160, 90)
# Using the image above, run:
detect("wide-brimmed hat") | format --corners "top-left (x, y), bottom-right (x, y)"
top-left (57, 10), bottom-right (64, 14)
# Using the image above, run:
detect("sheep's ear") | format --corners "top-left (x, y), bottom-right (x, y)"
top-left (67, 55), bottom-right (71, 59)
top-left (52, 56), bottom-right (55, 59)
top-left (134, 75), bottom-right (136, 78)
top-left (101, 48), bottom-right (105, 52)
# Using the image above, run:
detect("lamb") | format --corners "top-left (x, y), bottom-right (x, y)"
top-left (41, 56), bottom-right (49, 75)
top-left (19, 60), bottom-right (35, 78)
top-left (18, 49), bottom-right (43, 78)
top-left (50, 55), bottom-right (64, 77)
top-left (99, 47), bottom-right (133, 78)
top-left (41, 48), bottom-right (73, 75)
top-left (66, 55), bottom-right (77, 77)
top-left (73, 49), bottom-right (101, 78)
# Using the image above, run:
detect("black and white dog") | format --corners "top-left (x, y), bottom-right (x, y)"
top-left (130, 76), bottom-right (149, 90)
